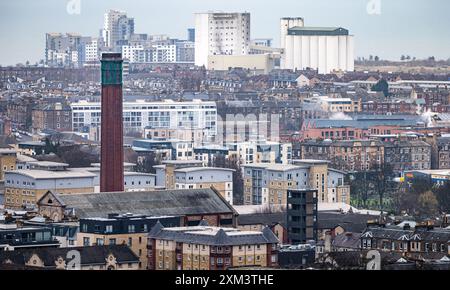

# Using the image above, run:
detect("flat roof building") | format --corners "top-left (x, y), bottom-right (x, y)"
top-left (4, 170), bottom-right (96, 210)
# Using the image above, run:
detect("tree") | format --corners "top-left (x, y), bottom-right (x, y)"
top-left (433, 182), bottom-right (450, 212)
top-left (401, 55), bottom-right (406, 61)
top-left (392, 177), bottom-right (435, 216)
top-left (374, 56), bottom-right (380, 62)
top-left (135, 152), bottom-right (159, 174)
top-left (372, 78), bottom-right (389, 97)
top-left (56, 145), bottom-right (99, 167)
top-left (44, 138), bottom-right (59, 155)
top-left (372, 163), bottom-right (395, 213)
top-left (417, 191), bottom-right (439, 217)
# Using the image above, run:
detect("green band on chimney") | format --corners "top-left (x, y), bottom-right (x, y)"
top-left (101, 60), bottom-right (123, 85)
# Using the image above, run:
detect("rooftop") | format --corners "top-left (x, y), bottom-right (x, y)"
top-left (149, 224), bottom-right (279, 246)
top-left (174, 167), bottom-right (235, 173)
top-left (46, 188), bottom-right (236, 219)
top-left (6, 169), bottom-right (97, 180)
top-left (243, 163), bottom-right (307, 171)
top-left (287, 27), bottom-right (349, 36)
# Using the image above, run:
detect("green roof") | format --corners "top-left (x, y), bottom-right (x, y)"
top-left (287, 26), bottom-right (349, 36)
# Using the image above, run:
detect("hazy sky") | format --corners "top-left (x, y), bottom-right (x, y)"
top-left (1, 0), bottom-right (449, 66)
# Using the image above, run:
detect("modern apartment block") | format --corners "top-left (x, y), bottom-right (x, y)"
top-left (227, 141), bottom-right (293, 165)
top-left (68, 167), bottom-right (156, 192)
top-left (0, 224), bottom-right (60, 251)
top-left (45, 33), bottom-right (92, 67)
top-left (194, 145), bottom-right (229, 166)
top-left (286, 189), bottom-right (318, 244)
top-left (154, 160), bottom-right (203, 189)
top-left (0, 148), bottom-right (17, 181)
top-left (103, 10), bottom-right (134, 49)
top-left (4, 170), bottom-right (96, 209)
top-left (195, 12), bottom-right (251, 67)
top-left (243, 160), bottom-right (349, 206)
top-left (174, 167), bottom-right (234, 204)
top-left (133, 139), bottom-right (195, 160)
top-left (77, 214), bottom-right (180, 269)
top-left (71, 99), bottom-right (217, 140)
top-left (147, 223), bottom-right (279, 270)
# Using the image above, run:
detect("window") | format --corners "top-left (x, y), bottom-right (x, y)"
top-left (83, 237), bottom-right (90, 246)
top-left (106, 225), bottom-right (113, 233)
top-left (109, 238), bottom-right (116, 245)
top-left (128, 225), bottom-right (135, 233)
top-left (96, 238), bottom-right (104, 246)
top-left (128, 237), bottom-right (133, 246)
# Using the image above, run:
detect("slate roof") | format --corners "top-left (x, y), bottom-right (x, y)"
top-left (0, 245), bottom-right (139, 268)
top-left (317, 212), bottom-right (379, 233)
top-left (304, 115), bottom-right (422, 129)
top-left (332, 232), bottom-right (362, 249)
top-left (54, 188), bottom-right (236, 219)
top-left (362, 226), bottom-right (413, 240)
top-left (238, 212), bottom-right (286, 227)
top-left (149, 225), bottom-right (279, 246)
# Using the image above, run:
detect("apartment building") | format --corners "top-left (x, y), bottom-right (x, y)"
top-left (194, 145), bottom-right (229, 166)
top-left (71, 99), bottom-right (217, 140)
top-left (174, 167), bottom-right (234, 204)
top-left (0, 245), bottom-right (140, 270)
top-left (361, 224), bottom-right (450, 255)
top-left (243, 160), bottom-right (349, 206)
top-left (4, 170), bottom-right (96, 209)
top-left (286, 189), bottom-right (318, 244)
top-left (77, 214), bottom-right (180, 269)
top-left (132, 139), bottom-right (194, 161)
top-left (384, 140), bottom-right (432, 173)
top-left (68, 167), bottom-right (156, 192)
top-left (227, 141), bottom-right (292, 165)
top-left (148, 223), bottom-right (279, 270)
top-left (0, 224), bottom-right (60, 251)
top-left (31, 102), bottom-right (72, 132)
top-left (437, 136), bottom-right (450, 169)
top-left (330, 140), bottom-right (385, 172)
top-left (154, 160), bottom-right (203, 189)
top-left (299, 139), bottom-right (385, 172)
top-left (304, 96), bottom-right (361, 113)
top-left (0, 149), bottom-right (17, 180)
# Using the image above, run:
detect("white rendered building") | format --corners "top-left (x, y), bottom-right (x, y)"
top-left (195, 12), bottom-right (251, 68)
top-left (122, 44), bottom-right (145, 63)
top-left (281, 18), bottom-right (354, 74)
top-left (71, 99), bottom-right (217, 139)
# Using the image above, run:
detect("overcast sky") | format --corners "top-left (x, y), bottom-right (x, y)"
top-left (1, 0), bottom-right (449, 66)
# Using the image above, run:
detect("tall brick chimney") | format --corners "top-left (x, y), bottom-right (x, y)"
top-left (100, 53), bottom-right (124, 192)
